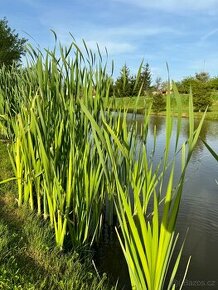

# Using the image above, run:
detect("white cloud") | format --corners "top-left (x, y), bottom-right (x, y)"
top-left (201, 28), bottom-right (218, 42)
top-left (39, 13), bottom-right (179, 55)
top-left (113, 0), bottom-right (218, 12)
top-left (85, 40), bottom-right (136, 55)
top-left (106, 26), bottom-right (181, 37)
top-left (35, 24), bottom-right (136, 55)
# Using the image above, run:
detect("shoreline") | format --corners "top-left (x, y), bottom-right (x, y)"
top-left (106, 107), bottom-right (218, 121)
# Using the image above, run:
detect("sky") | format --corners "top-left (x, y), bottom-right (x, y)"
top-left (1, 0), bottom-right (218, 82)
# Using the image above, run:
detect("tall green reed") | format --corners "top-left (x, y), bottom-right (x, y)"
top-left (82, 85), bottom-right (206, 289)
top-left (0, 38), bottom-right (113, 248)
top-left (0, 36), bottom-right (206, 288)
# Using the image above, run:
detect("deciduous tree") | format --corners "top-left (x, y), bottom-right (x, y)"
top-left (0, 17), bottom-right (27, 67)
top-left (152, 93), bottom-right (166, 112)
top-left (192, 83), bottom-right (212, 112)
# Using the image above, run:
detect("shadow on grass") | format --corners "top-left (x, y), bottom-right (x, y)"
top-left (0, 141), bottom-right (114, 290)
top-left (0, 194), bottom-right (51, 288)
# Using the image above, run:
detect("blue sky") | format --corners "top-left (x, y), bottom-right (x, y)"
top-left (2, 0), bottom-right (218, 82)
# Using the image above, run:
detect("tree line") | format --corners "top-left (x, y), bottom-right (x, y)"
top-left (175, 72), bottom-right (218, 111)
top-left (112, 63), bottom-right (152, 97)
top-left (0, 17), bottom-right (217, 112)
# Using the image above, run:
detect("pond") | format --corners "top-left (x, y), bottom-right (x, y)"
top-left (94, 115), bottom-right (218, 290)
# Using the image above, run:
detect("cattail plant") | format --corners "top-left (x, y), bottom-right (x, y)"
top-left (0, 35), bottom-right (206, 288)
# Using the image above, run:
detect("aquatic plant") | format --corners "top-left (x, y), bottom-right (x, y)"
top-left (0, 36), bottom-right (206, 288)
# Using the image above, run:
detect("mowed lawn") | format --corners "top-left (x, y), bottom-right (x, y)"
top-left (105, 95), bottom-right (218, 120)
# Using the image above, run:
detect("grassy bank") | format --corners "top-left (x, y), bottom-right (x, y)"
top-left (106, 96), bottom-right (218, 120)
top-left (0, 141), bottom-right (113, 290)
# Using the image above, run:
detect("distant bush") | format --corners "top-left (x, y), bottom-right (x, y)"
top-left (152, 93), bottom-right (166, 112)
top-left (192, 83), bottom-right (212, 112)
top-left (210, 91), bottom-right (218, 101)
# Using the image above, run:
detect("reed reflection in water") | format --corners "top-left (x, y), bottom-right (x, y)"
top-left (95, 115), bottom-right (218, 290)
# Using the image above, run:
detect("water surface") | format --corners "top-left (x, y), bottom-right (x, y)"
top-left (95, 116), bottom-right (218, 290)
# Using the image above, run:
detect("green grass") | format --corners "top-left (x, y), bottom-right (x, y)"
top-left (106, 96), bottom-right (218, 120)
top-left (106, 96), bottom-right (149, 111)
top-left (170, 99), bottom-right (218, 120)
top-left (0, 141), bottom-right (114, 290)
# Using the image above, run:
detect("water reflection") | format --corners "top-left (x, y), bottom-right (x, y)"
top-left (180, 118), bottom-right (213, 160)
top-left (95, 115), bottom-right (218, 290)
top-left (149, 114), bottom-right (165, 136)
top-left (148, 117), bottom-right (218, 290)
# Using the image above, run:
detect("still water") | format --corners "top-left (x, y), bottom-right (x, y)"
top-left (95, 115), bottom-right (218, 290)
